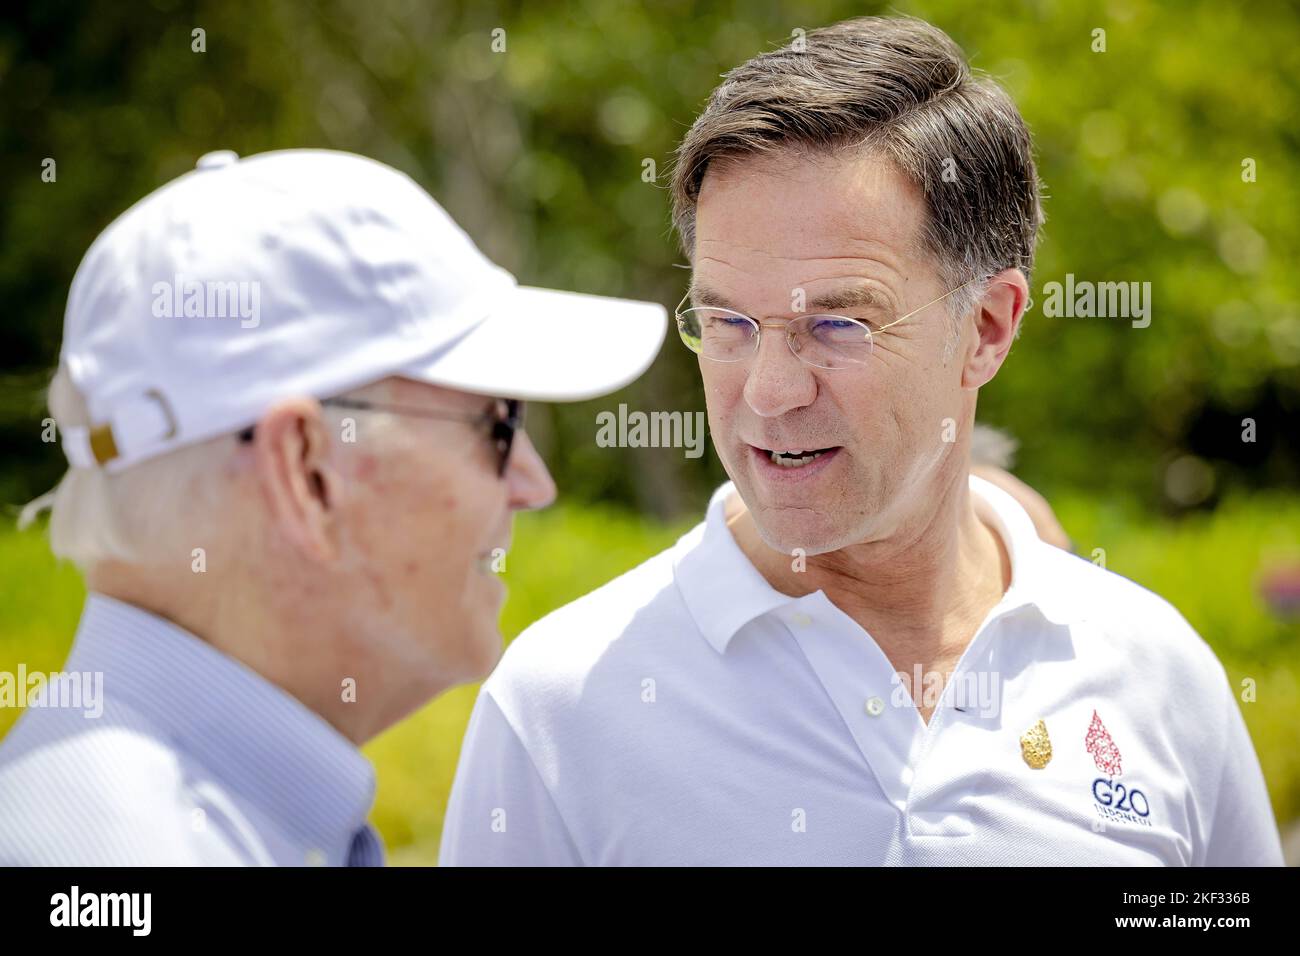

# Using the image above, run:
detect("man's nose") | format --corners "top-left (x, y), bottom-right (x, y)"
top-left (742, 323), bottom-right (818, 418)
top-left (505, 430), bottom-right (557, 511)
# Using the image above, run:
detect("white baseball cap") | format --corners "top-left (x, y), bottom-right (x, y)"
top-left (58, 148), bottom-right (667, 471)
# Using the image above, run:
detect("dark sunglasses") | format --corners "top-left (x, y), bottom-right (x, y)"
top-left (238, 396), bottom-right (523, 477)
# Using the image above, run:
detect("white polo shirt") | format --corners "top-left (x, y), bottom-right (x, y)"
top-left (439, 475), bottom-right (1284, 866)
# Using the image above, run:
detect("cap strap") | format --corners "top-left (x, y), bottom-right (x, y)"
top-left (59, 389), bottom-right (178, 470)
top-left (60, 425), bottom-right (99, 468)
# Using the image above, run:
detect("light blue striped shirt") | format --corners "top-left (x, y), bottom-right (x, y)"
top-left (0, 593), bottom-right (385, 866)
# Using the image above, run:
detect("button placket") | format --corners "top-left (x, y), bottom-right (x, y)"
top-left (904, 609), bottom-right (1050, 837)
top-left (783, 594), bottom-right (921, 812)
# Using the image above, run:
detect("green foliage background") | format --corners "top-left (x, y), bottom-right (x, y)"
top-left (2, 0), bottom-right (1298, 511)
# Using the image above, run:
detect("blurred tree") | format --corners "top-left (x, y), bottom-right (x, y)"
top-left (1, 0), bottom-right (1296, 516)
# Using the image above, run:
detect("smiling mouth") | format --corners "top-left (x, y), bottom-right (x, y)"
top-left (756, 446), bottom-right (839, 469)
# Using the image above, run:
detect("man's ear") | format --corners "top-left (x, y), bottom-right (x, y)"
top-left (250, 397), bottom-right (343, 562)
top-left (961, 268), bottom-right (1029, 390)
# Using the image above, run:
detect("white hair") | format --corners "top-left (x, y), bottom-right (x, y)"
top-left (19, 365), bottom-right (227, 573)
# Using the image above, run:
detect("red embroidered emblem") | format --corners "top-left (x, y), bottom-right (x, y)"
top-left (1085, 709), bottom-right (1123, 777)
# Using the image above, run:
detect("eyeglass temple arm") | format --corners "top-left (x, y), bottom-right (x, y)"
top-left (236, 398), bottom-right (518, 443)
top-left (325, 397), bottom-right (509, 425)
top-left (874, 276), bottom-right (987, 333)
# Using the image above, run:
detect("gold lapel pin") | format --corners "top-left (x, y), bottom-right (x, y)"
top-left (1020, 719), bottom-right (1053, 769)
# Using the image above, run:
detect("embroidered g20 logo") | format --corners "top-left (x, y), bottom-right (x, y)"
top-left (1085, 709), bottom-right (1154, 827)
top-left (1092, 777), bottom-right (1151, 818)
top-left (1084, 710), bottom-right (1122, 776)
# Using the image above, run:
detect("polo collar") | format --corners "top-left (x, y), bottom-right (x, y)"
top-left (675, 475), bottom-right (1079, 655)
top-left (673, 482), bottom-right (802, 654)
top-left (968, 472), bottom-right (1080, 628)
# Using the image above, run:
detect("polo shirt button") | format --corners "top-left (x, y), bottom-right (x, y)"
top-left (791, 612), bottom-right (812, 627)
top-left (865, 696), bottom-right (884, 716)
top-left (305, 848), bottom-right (327, 866)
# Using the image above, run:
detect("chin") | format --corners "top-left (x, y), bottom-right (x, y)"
top-left (746, 486), bottom-right (889, 557)
top-left (755, 515), bottom-right (850, 557)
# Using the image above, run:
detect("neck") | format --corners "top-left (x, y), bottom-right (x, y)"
top-left (730, 468), bottom-right (1010, 664)
top-left (86, 564), bottom-right (434, 746)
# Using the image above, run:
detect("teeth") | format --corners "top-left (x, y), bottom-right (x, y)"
top-left (768, 449), bottom-right (827, 468)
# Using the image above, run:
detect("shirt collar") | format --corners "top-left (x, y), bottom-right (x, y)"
top-left (675, 475), bottom-right (1077, 655)
top-left (67, 593), bottom-right (379, 861)
top-left (967, 472), bottom-right (1078, 627)
top-left (673, 482), bottom-right (805, 654)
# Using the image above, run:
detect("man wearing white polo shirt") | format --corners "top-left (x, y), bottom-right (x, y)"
top-left (439, 16), bottom-right (1284, 866)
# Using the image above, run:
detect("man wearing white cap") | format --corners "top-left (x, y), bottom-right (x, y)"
top-left (0, 148), bottom-right (665, 866)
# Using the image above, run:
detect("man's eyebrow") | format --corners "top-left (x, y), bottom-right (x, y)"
top-left (685, 282), bottom-right (737, 310)
top-left (806, 286), bottom-right (892, 313)
top-left (685, 282), bottom-right (892, 314)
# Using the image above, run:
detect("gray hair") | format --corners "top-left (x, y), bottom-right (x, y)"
top-left (19, 365), bottom-right (226, 572)
top-left (670, 15), bottom-right (1045, 348)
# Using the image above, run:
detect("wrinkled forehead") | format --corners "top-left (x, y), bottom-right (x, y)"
top-left (692, 148), bottom-right (931, 300)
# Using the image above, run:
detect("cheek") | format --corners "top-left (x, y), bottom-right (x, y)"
top-left (701, 365), bottom-right (747, 429)
top-left (347, 453), bottom-right (486, 563)
top-left (419, 464), bottom-right (509, 563)
top-left (854, 384), bottom-right (957, 473)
